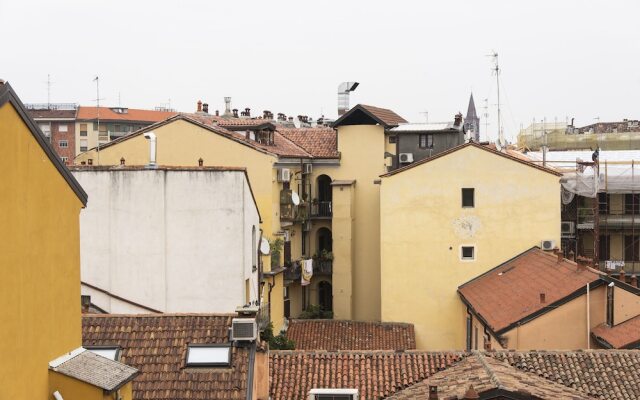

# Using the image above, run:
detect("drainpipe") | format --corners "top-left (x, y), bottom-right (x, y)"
top-left (246, 341), bottom-right (257, 400)
top-left (586, 282), bottom-right (591, 349)
top-left (53, 391), bottom-right (64, 400)
top-left (143, 131), bottom-right (157, 167)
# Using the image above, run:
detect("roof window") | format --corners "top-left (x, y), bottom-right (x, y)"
top-left (85, 346), bottom-right (120, 361)
top-left (185, 344), bottom-right (231, 367)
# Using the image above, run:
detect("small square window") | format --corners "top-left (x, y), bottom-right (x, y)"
top-left (462, 188), bottom-right (474, 208)
top-left (388, 135), bottom-right (397, 144)
top-left (61, 156), bottom-right (68, 163)
top-left (59, 140), bottom-right (68, 148)
top-left (80, 146), bottom-right (88, 152)
top-left (186, 344), bottom-right (231, 367)
top-left (461, 246), bottom-right (475, 260)
top-left (86, 346), bottom-right (120, 361)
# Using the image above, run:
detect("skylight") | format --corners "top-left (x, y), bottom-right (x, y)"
top-left (86, 346), bottom-right (120, 361)
top-left (186, 345), bottom-right (231, 367)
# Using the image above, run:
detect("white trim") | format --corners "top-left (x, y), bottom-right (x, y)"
top-left (49, 347), bottom-right (86, 368)
top-left (309, 388), bottom-right (358, 396)
top-left (460, 245), bottom-right (476, 261)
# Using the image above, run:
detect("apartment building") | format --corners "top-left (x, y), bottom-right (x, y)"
top-left (75, 106), bottom-right (176, 156)
top-left (26, 103), bottom-right (77, 163)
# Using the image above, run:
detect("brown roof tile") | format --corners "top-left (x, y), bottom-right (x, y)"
top-left (286, 319), bottom-right (416, 351)
top-left (388, 352), bottom-right (590, 400)
top-left (269, 350), bottom-right (463, 400)
top-left (27, 108), bottom-right (76, 119)
top-left (77, 106), bottom-right (177, 122)
top-left (82, 314), bottom-right (250, 400)
top-left (277, 127), bottom-right (338, 158)
top-left (459, 248), bottom-right (601, 334)
top-left (592, 315), bottom-right (640, 349)
top-left (359, 104), bottom-right (408, 126)
top-left (491, 350), bottom-right (640, 400)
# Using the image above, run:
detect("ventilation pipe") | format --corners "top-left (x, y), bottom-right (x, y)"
top-left (53, 391), bottom-right (64, 400)
top-left (338, 82), bottom-right (359, 116)
top-left (143, 131), bottom-right (157, 167)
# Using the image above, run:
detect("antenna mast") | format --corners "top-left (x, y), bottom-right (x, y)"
top-left (93, 76), bottom-right (101, 165)
top-left (47, 74), bottom-right (52, 109)
top-left (482, 98), bottom-right (489, 141)
top-left (489, 51), bottom-right (502, 144)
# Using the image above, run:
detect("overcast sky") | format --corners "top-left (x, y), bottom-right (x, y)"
top-left (2, 0), bottom-right (639, 141)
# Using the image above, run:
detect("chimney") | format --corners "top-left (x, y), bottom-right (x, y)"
top-left (120, 157), bottom-right (125, 165)
top-left (202, 103), bottom-right (209, 114)
top-left (463, 385), bottom-right (480, 400)
top-left (245, 108), bottom-right (251, 117)
top-left (224, 97), bottom-right (232, 116)
top-left (88, 159), bottom-right (93, 166)
top-left (288, 116), bottom-right (293, 122)
top-left (428, 385), bottom-right (439, 400)
top-left (568, 250), bottom-right (575, 261)
top-left (619, 269), bottom-right (626, 283)
top-left (338, 81), bottom-right (359, 116)
top-left (557, 251), bottom-right (563, 263)
top-left (197, 100), bottom-right (202, 112)
top-left (233, 108), bottom-right (239, 118)
top-left (630, 275), bottom-right (638, 288)
top-left (454, 112), bottom-right (463, 127)
top-left (215, 110), bottom-right (220, 116)
top-left (198, 158), bottom-right (203, 167)
top-left (81, 295), bottom-right (91, 313)
top-left (143, 131), bottom-right (157, 167)
top-left (540, 293), bottom-right (546, 304)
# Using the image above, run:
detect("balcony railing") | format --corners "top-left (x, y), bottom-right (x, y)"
top-left (311, 201), bottom-right (332, 218)
top-left (314, 260), bottom-right (332, 275)
top-left (284, 263), bottom-right (301, 281)
top-left (599, 261), bottom-right (640, 275)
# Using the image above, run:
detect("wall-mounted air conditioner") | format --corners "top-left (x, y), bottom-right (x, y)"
top-left (561, 221), bottom-right (575, 237)
top-left (399, 153), bottom-right (414, 163)
top-left (541, 239), bottom-right (556, 251)
top-left (231, 318), bottom-right (257, 342)
top-left (277, 168), bottom-right (291, 182)
top-left (304, 163), bottom-right (313, 174)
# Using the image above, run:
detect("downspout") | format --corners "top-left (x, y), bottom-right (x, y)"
top-left (586, 282), bottom-right (591, 349)
top-left (246, 341), bottom-right (257, 400)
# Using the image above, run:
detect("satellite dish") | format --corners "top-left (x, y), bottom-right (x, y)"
top-left (291, 191), bottom-right (301, 206)
top-left (259, 238), bottom-right (270, 255)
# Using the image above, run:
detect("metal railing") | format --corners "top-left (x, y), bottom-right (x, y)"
top-left (284, 263), bottom-right (301, 281)
top-left (311, 201), bottom-right (332, 218)
top-left (314, 260), bottom-right (332, 275)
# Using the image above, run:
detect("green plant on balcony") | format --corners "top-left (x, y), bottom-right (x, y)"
top-left (313, 249), bottom-right (334, 262)
top-left (270, 238), bottom-right (284, 269)
top-left (299, 304), bottom-right (333, 319)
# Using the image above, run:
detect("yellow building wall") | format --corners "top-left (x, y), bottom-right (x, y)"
top-left (333, 125), bottom-right (387, 321)
top-left (49, 371), bottom-right (103, 400)
top-left (0, 102), bottom-right (84, 399)
top-left (614, 285), bottom-right (640, 325)
top-left (75, 120), bottom-right (293, 330)
top-left (331, 182), bottom-right (356, 319)
top-left (501, 285), bottom-right (606, 350)
top-left (380, 145), bottom-right (561, 350)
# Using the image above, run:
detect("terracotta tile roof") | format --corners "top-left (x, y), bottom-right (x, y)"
top-left (82, 314), bottom-right (251, 400)
top-left (458, 248), bottom-right (602, 334)
top-left (491, 350), bottom-right (640, 400)
top-left (27, 108), bottom-right (76, 119)
top-left (387, 352), bottom-right (590, 400)
top-left (359, 104), bottom-right (408, 126)
top-left (286, 319), bottom-right (416, 350)
top-left (50, 349), bottom-right (139, 392)
top-left (277, 127), bottom-right (338, 158)
top-left (592, 315), bottom-right (640, 349)
top-left (77, 106), bottom-right (177, 122)
top-left (269, 350), bottom-right (463, 400)
top-left (382, 141), bottom-right (563, 177)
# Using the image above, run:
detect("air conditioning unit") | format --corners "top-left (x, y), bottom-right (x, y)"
top-left (277, 168), bottom-right (291, 182)
top-left (231, 318), bottom-right (257, 342)
top-left (561, 221), bottom-right (575, 237)
top-left (303, 163), bottom-right (313, 174)
top-left (399, 153), bottom-right (414, 163)
top-left (541, 239), bottom-right (556, 251)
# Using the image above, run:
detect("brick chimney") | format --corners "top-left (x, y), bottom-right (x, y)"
top-left (428, 385), bottom-right (439, 400)
top-left (202, 103), bottom-right (209, 114)
top-left (233, 109), bottom-right (239, 118)
top-left (463, 385), bottom-right (480, 400)
top-left (619, 269), bottom-right (626, 283)
top-left (630, 275), bottom-right (638, 288)
top-left (197, 100), bottom-right (202, 112)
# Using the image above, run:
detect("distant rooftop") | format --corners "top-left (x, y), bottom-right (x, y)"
top-left (390, 121), bottom-right (461, 132)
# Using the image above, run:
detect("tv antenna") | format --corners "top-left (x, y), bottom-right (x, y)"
top-left (93, 76), bottom-right (106, 164)
top-left (487, 51), bottom-right (503, 147)
top-left (46, 74), bottom-right (53, 109)
top-left (482, 98), bottom-right (489, 141)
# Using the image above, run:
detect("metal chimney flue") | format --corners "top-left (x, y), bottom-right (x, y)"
top-left (143, 131), bottom-right (157, 167)
top-left (338, 81), bottom-right (359, 116)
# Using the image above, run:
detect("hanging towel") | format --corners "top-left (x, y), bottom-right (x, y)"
top-left (301, 258), bottom-right (313, 286)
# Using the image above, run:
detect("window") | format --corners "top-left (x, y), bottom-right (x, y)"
top-left (80, 147), bottom-right (88, 152)
top-left (59, 124), bottom-right (68, 133)
top-left (39, 123), bottom-right (51, 136)
top-left (462, 188), bottom-right (475, 208)
top-left (388, 135), bottom-right (397, 144)
top-left (80, 123), bottom-right (88, 136)
top-left (624, 235), bottom-right (639, 261)
top-left (185, 344), bottom-right (231, 367)
top-left (309, 389), bottom-right (358, 400)
top-left (625, 194), bottom-right (640, 214)
top-left (86, 346), bottom-right (120, 361)
top-left (59, 140), bottom-right (68, 148)
top-left (61, 156), bottom-right (68, 163)
top-left (419, 134), bottom-right (433, 149)
top-left (599, 235), bottom-right (611, 260)
top-left (461, 246), bottom-right (475, 260)
top-left (80, 139), bottom-right (88, 152)
top-left (598, 193), bottom-right (609, 214)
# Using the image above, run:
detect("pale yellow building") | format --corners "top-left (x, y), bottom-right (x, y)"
top-left (0, 81), bottom-right (136, 399)
top-left (379, 142), bottom-right (563, 350)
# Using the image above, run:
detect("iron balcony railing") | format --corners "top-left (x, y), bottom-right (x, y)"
top-left (314, 260), bottom-right (332, 275)
top-left (599, 261), bottom-right (640, 275)
top-left (284, 263), bottom-right (301, 281)
top-left (311, 201), bottom-right (332, 218)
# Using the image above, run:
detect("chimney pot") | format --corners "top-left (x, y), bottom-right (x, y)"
top-left (197, 100), bottom-right (202, 112)
top-left (202, 103), bottom-right (209, 114)
top-left (630, 275), bottom-right (638, 288)
top-left (198, 158), bottom-right (203, 167)
top-left (428, 385), bottom-right (439, 400)
top-left (557, 251), bottom-right (563, 263)
top-left (233, 109), bottom-right (239, 118)
top-left (568, 250), bottom-right (575, 261)
top-left (540, 292), bottom-right (546, 304)
top-left (120, 157), bottom-right (125, 165)
top-left (88, 159), bottom-right (93, 166)
top-left (463, 385), bottom-right (480, 400)
top-left (619, 269), bottom-right (626, 283)
top-left (454, 112), bottom-right (463, 127)
top-left (215, 110), bottom-right (219, 116)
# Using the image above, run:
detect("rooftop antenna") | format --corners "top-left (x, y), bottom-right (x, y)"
top-left (93, 76), bottom-right (105, 165)
top-left (118, 91), bottom-right (121, 107)
top-left (482, 98), bottom-right (489, 141)
top-left (487, 51), bottom-right (503, 147)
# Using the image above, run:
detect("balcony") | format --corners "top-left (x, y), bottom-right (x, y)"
top-left (311, 201), bottom-right (332, 218)
top-left (578, 206), bottom-right (640, 230)
top-left (280, 189), bottom-right (309, 222)
top-left (314, 260), bottom-right (332, 275)
top-left (284, 263), bottom-right (301, 281)
top-left (599, 261), bottom-right (640, 275)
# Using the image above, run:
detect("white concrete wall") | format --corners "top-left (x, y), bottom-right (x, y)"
top-left (74, 168), bottom-right (260, 314)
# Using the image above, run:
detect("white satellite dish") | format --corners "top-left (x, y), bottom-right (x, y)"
top-left (259, 238), bottom-right (270, 255)
top-left (291, 191), bottom-right (301, 206)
